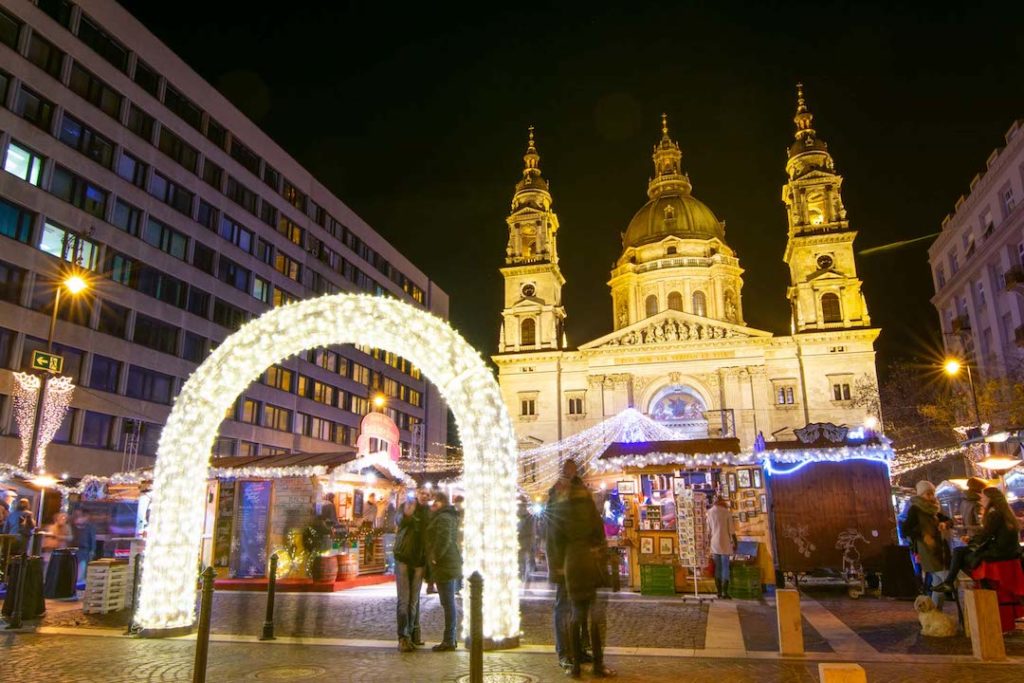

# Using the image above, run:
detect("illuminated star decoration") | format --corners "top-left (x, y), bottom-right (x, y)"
top-left (134, 294), bottom-right (520, 643)
top-left (12, 372), bottom-right (75, 471)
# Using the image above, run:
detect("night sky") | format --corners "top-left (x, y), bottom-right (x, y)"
top-left (120, 1), bottom-right (1024, 374)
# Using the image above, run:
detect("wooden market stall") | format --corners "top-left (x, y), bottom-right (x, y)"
top-left (587, 437), bottom-right (774, 596)
top-left (761, 424), bottom-right (895, 586)
top-left (205, 451), bottom-right (416, 591)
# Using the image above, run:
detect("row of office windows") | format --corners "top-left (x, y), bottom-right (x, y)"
top-left (4, 1), bottom-right (426, 307)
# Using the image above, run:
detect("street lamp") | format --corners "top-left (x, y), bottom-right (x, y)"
top-left (373, 393), bottom-right (386, 409)
top-left (7, 273), bottom-right (88, 630)
top-left (943, 357), bottom-right (981, 430)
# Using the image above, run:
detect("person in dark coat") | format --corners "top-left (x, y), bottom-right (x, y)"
top-left (546, 460), bottom-right (593, 671)
top-left (935, 486), bottom-right (1022, 592)
top-left (899, 480), bottom-right (951, 606)
top-left (71, 508), bottom-right (97, 582)
top-left (394, 487), bottom-right (430, 651)
top-left (551, 475), bottom-right (614, 679)
top-left (8, 498), bottom-right (36, 555)
top-left (425, 490), bottom-right (462, 651)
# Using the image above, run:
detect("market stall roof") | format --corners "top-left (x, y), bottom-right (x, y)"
top-left (598, 437), bottom-right (741, 460)
top-left (212, 451), bottom-right (356, 470)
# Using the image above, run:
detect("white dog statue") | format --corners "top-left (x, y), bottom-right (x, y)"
top-left (914, 595), bottom-right (957, 637)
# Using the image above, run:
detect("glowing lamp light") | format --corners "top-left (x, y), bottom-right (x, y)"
top-left (63, 274), bottom-right (88, 295)
top-left (864, 416), bottom-right (879, 431)
top-left (32, 474), bottom-right (58, 488)
top-left (373, 394), bottom-right (386, 408)
top-left (948, 478), bottom-right (970, 491)
top-left (135, 293), bottom-right (520, 641)
top-left (365, 472), bottom-right (377, 485)
top-left (943, 358), bottom-right (962, 376)
top-left (976, 456), bottom-right (1023, 473)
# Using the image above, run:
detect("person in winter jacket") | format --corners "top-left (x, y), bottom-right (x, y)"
top-left (546, 459), bottom-right (592, 671)
top-left (425, 491), bottom-right (463, 651)
top-left (707, 495), bottom-right (736, 599)
top-left (550, 475), bottom-right (614, 679)
top-left (935, 486), bottom-right (1022, 592)
top-left (7, 498), bottom-right (36, 555)
top-left (394, 487), bottom-right (431, 652)
top-left (899, 480), bottom-right (951, 606)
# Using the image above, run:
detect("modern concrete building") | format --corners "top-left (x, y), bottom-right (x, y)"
top-left (928, 119), bottom-right (1024, 378)
top-left (0, 0), bottom-right (448, 476)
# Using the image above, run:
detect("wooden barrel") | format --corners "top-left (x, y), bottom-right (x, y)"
top-left (338, 553), bottom-right (358, 580)
top-left (315, 555), bottom-right (338, 582)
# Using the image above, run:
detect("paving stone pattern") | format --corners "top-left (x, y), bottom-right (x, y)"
top-left (4, 633), bottom-right (1024, 683)
top-left (735, 602), bottom-right (832, 652)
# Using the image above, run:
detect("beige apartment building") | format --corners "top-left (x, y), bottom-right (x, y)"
top-left (928, 120), bottom-right (1024, 378)
top-left (0, 0), bottom-right (447, 476)
top-left (494, 88), bottom-right (880, 461)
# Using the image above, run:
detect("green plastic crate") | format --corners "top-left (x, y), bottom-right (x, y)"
top-left (640, 564), bottom-right (675, 596)
top-left (727, 563), bottom-right (762, 599)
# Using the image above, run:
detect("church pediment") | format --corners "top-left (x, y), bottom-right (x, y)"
top-left (580, 310), bottom-right (772, 350)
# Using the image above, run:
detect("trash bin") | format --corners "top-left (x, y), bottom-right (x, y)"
top-left (44, 547), bottom-right (79, 599)
top-left (2, 555), bottom-right (46, 619)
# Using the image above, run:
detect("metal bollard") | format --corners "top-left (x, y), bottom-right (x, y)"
top-left (259, 554), bottom-right (278, 641)
top-left (192, 566), bottom-right (216, 683)
top-left (125, 553), bottom-right (143, 635)
top-left (469, 571), bottom-right (483, 683)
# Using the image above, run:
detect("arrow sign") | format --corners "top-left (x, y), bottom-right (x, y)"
top-left (31, 350), bottom-right (64, 374)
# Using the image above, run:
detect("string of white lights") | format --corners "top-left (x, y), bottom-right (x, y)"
top-left (12, 373), bottom-right (75, 471)
top-left (134, 294), bottom-right (520, 642)
top-left (12, 373), bottom-right (40, 469)
top-left (890, 446), bottom-right (964, 476)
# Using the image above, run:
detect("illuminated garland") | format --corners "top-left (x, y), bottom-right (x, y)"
top-left (135, 294), bottom-right (520, 642)
top-left (210, 465), bottom-right (329, 481)
top-left (890, 446), bottom-right (964, 477)
top-left (343, 453), bottom-right (417, 486)
top-left (590, 450), bottom-right (758, 472)
top-left (12, 373), bottom-right (75, 471)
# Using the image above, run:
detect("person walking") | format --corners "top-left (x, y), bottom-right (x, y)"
top-left (553, 473), bottom-right (614, 679)
top-left (707, 495), bottom-right (736, 599)
top-left (934, 486), bottom-right (1022, 592)
top-left (425, 490), bottom-right (462, 651)
top-left (71, 508), bottom-right (96, 583)
top-left (0, 490), bottom-right (14, 529)
top-left (899, 480), bottom-right (951, 607)
top-left (546, 460), bottom-right (597, 671)
top-left (394, 487), bottom-right (430, 652)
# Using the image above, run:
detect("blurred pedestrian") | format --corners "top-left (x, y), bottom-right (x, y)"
top-left (71, 508), bottom-right (96, 582)
top-left (959, 477), bottom-right (987, 536)
top-left (7, 498), bottom-right (36, 555)
top-left (394, 487), bottom-right (430, 652)
top-left (425, 490), bottom-right (462, 651)
top-left (42, 511), bottom-right (72, 567)
top-left (899, 480), bottom-right (951, 607)
top-left (707, 494), bottom-right (736, 599)
top-left (546, 460), bottom-right (592, 672)
top-left (0, 489), bottom-right (14, 529)
top-left (552, 471), bottom-right (614, 679)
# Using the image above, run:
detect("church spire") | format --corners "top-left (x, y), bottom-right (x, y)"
top-left (512, 126), bottom-right (551, 211)
top-left (793, 83), bottom-right (816, 145)
top-left (648, 113), bottom-right (692, 199)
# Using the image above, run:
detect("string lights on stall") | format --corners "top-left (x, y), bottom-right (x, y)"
top-left (134, 294), bottom-right (520, 643)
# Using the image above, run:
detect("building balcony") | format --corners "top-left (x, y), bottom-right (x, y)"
top-left (1005, 267), bottom-right (1024, 295)
top-left (951, 315), bottom-right (971, 334)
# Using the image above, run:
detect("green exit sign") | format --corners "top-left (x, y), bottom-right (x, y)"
top-left (31, 350), bottom-right (64, 374)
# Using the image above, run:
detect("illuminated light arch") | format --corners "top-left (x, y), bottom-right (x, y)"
top-left (135, 294), bottom-right (520, 641)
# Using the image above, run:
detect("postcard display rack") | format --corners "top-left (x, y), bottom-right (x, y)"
top-left (676, 488), bottom-right (708, 599)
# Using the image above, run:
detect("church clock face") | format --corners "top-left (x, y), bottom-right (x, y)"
top-left (521, 283), bottom-right (536, 298)
top-left (816, 254), bottom-right (834, 270)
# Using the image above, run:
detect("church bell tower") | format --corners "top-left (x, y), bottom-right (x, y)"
top-left (498, 128), bottom-right (566, 352)
top-left (782, 84), bottom-right (870, 332)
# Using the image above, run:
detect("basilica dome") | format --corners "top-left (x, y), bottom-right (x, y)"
top-left (623, 192), bottom-right (724, 248)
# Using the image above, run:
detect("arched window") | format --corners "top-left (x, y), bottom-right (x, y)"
top-left (520, 318), bottom-right (536, 346)
top-left (667, 291), bottom-right (683, 311)
top-left (645, 295), bottom-right (658, 318)
top-left (692, 290), bottom-right (707, 317)
top-left (821, 292), bottom-right (841, 323)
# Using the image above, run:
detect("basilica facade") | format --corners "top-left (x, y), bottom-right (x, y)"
top-left (494, 87), bottom-right (880, 450)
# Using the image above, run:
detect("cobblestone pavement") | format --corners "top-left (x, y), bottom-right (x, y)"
top-left (2, 632), bottom-right (1023, 683)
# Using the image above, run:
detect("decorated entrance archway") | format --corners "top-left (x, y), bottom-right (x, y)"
top-left (135, 294), bottom-right (520, 641)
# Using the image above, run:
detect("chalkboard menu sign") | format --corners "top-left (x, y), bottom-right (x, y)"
top-left (232, 480), bottom-right (272, 578)
top-left (213, 481), bottom-right (236, 570)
